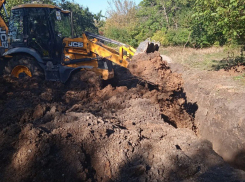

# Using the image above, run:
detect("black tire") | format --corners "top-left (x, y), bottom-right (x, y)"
top-left (4, 55), bottom-right (44, 78)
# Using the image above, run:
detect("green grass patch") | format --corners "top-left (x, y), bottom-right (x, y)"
top-left (159, 46), bottom-right (243, 71)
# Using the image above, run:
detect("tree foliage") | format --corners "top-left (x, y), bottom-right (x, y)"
top-left (2, 0), bottom-right (245, 47)
top-left (102, 0), bottom-right (138, 46)
top-left (193, 0), bottom-right (245, 45)
top-left (102, 0), bottom-right (245, 48)
top-left (1, 0), bottom-right (99, 36)
top-left (135, 0), bottom-right (194, 46)
top-left (4, 0), bottom-right (55, 15)
top-left (59, 1), bottom-right (98, 35)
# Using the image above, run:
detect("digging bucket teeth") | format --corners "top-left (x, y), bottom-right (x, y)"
top-left (135, 39), bottom-right (160, 55)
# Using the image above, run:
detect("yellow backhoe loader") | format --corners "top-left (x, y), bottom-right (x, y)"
top-left (0, 0), bottom-right (159, 83)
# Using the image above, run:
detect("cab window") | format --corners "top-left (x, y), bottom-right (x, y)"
top-left (51, 10), bottom-right (72, 38)
top-left (9, 9), bottom-right (24, 43)
top-left (27, 8), bottom-right (50, 57)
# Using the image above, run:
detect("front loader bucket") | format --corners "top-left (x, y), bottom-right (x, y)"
top-left (135, 39), bottom-right (160, 55)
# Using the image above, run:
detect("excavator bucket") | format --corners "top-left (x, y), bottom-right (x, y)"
top-left (135, 39), bottom-right (160, 55)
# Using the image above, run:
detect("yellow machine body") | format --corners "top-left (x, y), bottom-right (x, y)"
top-left (62, 34), bottom-right (135, 80)
top-left (0, 1), bottom-right (157, 82)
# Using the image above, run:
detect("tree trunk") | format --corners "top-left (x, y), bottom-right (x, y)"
top-left (162, 2), bottom-right (170, 29)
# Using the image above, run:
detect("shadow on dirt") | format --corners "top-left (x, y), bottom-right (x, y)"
top-left (103, 65), bottom-right (141, 89)
top-left (0, 74), bottom-right (244, 181)
top-left (211, 57), bottom-right (245, 71)
top-left (103, 66), bottom-right (199, 130)
top-left (1, 122), bottom-right (244, 182)
top-left (0, 59), bottom-right (7, 76)
top-left (0, 60), bottom-right (211, 182)
top-left (115, 140), bottom-right (245, 182)
top-left (159, 90), bottom-right (198, 130)
top-left (0, 124), bottom-right (21, 181)
top-left (210, 48), bottom-right (245, 71)
top-left (229, 150), bottom-right (245, 171)
top-left (0, 124), bottom-right (97, 182)
top-left (173, 90), bottom-right (199, 118)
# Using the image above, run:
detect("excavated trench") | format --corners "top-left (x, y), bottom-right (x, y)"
top-left (0, 52), bottom-right (244, 182)
top-left (169, 61), bottom-right (245, 173)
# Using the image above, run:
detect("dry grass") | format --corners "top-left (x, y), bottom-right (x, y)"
top-left (159, 46), bottom-right (243, 70)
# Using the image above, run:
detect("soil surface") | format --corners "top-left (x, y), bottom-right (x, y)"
top-left (169, 58), bottom-right (245, 172)
top-left (0, 52), bottom-right (245, 182)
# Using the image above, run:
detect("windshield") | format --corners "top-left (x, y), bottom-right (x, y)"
top-left (51, 10), bottom-right (72, 38)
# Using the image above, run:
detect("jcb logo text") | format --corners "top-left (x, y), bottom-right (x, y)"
top-left (68, 42), bottom-right (83, 47)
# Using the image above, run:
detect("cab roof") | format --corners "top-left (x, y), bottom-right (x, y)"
top-left (12, 4), bottom-right (70, 14)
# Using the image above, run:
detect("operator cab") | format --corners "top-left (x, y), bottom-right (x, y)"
top-left (9, 4), bottom-right (72, 63)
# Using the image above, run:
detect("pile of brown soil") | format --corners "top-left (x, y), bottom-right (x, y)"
top-left (129, 52), bottom-right (183, 92)
top-left (128, 52), bottom-right (194, 129)
top-left (0, 52), bottom-right (244, 182)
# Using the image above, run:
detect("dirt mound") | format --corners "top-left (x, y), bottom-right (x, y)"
top-left (129, 52), bottom-right (183, 92)
top-left (0, 53), bottom-right (245, 181)
top-left (128, 52), bottom-right (193, 129)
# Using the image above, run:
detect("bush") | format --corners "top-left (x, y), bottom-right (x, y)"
top-left (166, 28), bottom-right (190, 46)
top-left (151, 28), bottom-right (191, 47)
top-left (103, 27), bottom-right (138, 47)
top-left (151, 30), bottom-right (168, 46)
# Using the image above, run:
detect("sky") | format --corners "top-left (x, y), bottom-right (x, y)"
top-left (75, 0), bottom-right (142, 15)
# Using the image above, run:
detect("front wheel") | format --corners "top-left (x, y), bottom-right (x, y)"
top-left (4, 55), bottom-right (44, 79)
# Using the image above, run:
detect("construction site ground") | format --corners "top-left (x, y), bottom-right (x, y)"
top-left (0, 52), bottom-right (245, 182)
top-left (169, 56), bottom-right (245, 173)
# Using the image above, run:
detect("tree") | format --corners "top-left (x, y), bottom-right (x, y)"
top-left (193, 0), bottom-right (245, 45)
top-left (94, 10), bottom-right (105, 31)
top-left (59, 1), bottom-right (98, 35)
top-left (106, 0), bottom-right (138, 29)
top-left (136, 0), bottom-right (194, 46)
top-left (1, 0), bottom-right (98, 36)
top-left (2, 0), bottom-right (55, 22)
top-left (102, 0), bottom-right (138, 46)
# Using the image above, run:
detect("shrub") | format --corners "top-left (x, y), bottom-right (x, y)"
top-left (151, 30), bottom-right (168, 46)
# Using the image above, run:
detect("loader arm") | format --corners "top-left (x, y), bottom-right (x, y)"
top-left (85, 32), bottom-right (135, 68)
top-left (62, 33), bottom-right (135, 80)
top-left (90, 39), bottom-right (130, 68)
top-left (63, 33), bottom-right (135, 71)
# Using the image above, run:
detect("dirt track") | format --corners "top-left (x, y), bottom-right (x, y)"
top-left (0, 52), bottom-right (245, 182)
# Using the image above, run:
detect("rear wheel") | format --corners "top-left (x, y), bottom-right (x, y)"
top-left (4, 55), bottom-right (44, 79)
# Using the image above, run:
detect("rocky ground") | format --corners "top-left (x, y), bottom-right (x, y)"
top-left (0, 52), bottom-right (245, 182)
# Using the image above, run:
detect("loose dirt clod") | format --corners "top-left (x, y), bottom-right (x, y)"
top-left (0, 52), bottom-right (244, 182)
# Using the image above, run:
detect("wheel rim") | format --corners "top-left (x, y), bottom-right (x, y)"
top-left (11, 65), bottom-right (32, 78)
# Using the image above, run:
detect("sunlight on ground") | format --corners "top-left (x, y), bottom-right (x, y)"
top-left (160, 46), bottom-right (243, 71)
